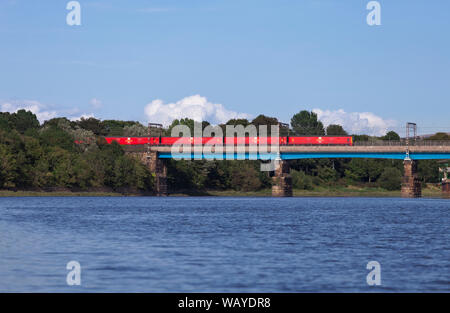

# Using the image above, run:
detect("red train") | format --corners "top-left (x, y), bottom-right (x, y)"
top-left (104, 136), bottom-right (353, 146)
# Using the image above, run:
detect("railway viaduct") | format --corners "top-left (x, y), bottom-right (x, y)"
top-left (126, 143), bottom-right (450, 198)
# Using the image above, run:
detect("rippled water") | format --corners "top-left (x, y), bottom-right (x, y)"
top-left (0, 197), bottom-right (449, 292)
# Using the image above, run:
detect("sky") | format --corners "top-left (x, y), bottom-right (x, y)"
top-left (0, 0), bottom-right (449, 135)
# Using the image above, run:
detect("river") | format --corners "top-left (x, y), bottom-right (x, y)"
top-left (0, 197), bottom-right (448, 292)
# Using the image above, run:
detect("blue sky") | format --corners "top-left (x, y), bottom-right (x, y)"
top-left (0, 0), bottom-right (449, 135)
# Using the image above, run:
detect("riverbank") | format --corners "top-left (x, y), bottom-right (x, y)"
top-left (0, 190), bottom-right (127, 197)
top-left (206, 185), bottom-right (444, 198)
top-left (1, 184), bottom-right (445, 198)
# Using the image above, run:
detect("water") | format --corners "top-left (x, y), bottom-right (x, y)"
top-left (0, 197), bottom-right (448, 292)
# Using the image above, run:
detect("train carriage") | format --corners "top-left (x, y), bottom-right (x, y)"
top-left (103, 136), bottom-right (353, 146)
top-left (288, 136), bottom-right (352, 145)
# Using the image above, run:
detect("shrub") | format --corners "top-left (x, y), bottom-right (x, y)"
top-left (378, 167), bottom-right (402, 191)
top-left (291, 170), bottom-right (314, 190)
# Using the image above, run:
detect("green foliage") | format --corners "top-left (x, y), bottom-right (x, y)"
top-left (382, 131), bottom-right (401, 141)
top-left (12, 109), bottom-right (40, 133)
top-left (0, 143), bottom-right (18, 188)
top-left (225, 118), bottom-right (250, 127)
top-left (1, 110), bottom-right (447, 194)
top-left (317, 166), bottom-right (338, 182)
top-left (426, 132), bottom-right (450, 140)
top-left (353, 134), bottom-right (370, 142)
top-left (103, 120), bottom-right (140, 136)
top-left (344, 159), bottom-right (387, 183)
top-left (251, 115), bottom-right (287, 135)
top-left (291, 110), bottom-right (325, 135)
top-left (205, 161), bottom-right (232, 189)
top-left (230, 162), bottom-right (262, 191)
top-left (42, 118), bottom-right (97, 152)
top-left (378, 167), bottom-right (402, 190)
top-left (290, 159), bottom-right (319, 175)
top-left (123, 123), bottom-right (148, 136)
top-left (165, 159), bottom-right (268, 192)
top-left (167, 160), bottom-right (208, 190)
top-left (39, 126), bottom-right (76, 151)
top-left (0, 112), bottom-right (12, 131)
top-left (75, 117), bottom-right (107, 136)
top-left (251, 115), bottom-right (278, 127)
top-left (326, 124), bottom-right (348, 136)
top-left (291, 170), bottom-right (313, 190)
top-left (0, 109), bottom-right (40, 133)
top-left (417, 160), bottom-right (440, 183)
top-left (42, 117), bottom-right (75, 130)
top-left (0, 113), bottom-right (153, 192)
top-left (168, 118), bottom-right (210, 136)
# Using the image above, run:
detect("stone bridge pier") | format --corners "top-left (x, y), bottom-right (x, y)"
top-left (439, 162), bottom-right (450, 199)
top-left (443, 181), bottom-right (450, 198)
top-left (272, 160), bottom-right (293, 197)
top-left (148, 151), bottom-right (168, 196)
top-left (401, 159), bottom-right (422, 198)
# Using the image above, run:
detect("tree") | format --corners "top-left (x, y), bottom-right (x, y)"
top-left (42, 117), bottom-right (75, 130)
top-left (230, 162), bottom-right (261, 191)
top-left (291, 170), bottom-right (313, 190)
top-left (251, 115), bottom-right (280, 136)
top-left (102, 120), bottom-right (141, 136)
top-left (0, 144), bottom-right (18, 188)
top-left (123, 123), bottom-right (148, 136)
top-left (317, 166), bottom-right (337, 182)
top-left (205, 161), bottom-right (231, 190)
top-left (291, 110), bottom-right (325, 135)
top-left (417, 160), bottom-right (440, 183)
top-left (225, 118), bottom-right (250, 127)
top-left (0, 116), bottom-right (157, 193)
top-left (10, 109), bottom-right (40, 133)
top-left (42, 117), bottom-right (98, 152)
top-left (168, 118), bottom-right (210, 135)
top-left (382, 131), bottom-right (400, 141)
top-left (378, 167), bottom-right (402, 190)
top-left (167, 159), bottom-right (209, 190)
top-left (45, 147), bottom-right (77, 187)
top-left (75, 117), bottom-right (107, 136)
top-left (426, 132), bottom-right (450, 140)
top-left (40, 126), bottom-right (75, 152)
top-left (113, 156), bottom-right (136, 189)
top-left (0, 112), bottom-right (12, 131)
top-left (326, 124), bottom-right (348, 136)
top-left (345, 159), bottom-right (384, 183)
top-left (353, 134), bottom-right (370, 142)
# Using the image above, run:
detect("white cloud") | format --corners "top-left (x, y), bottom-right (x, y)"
top-left (312, 109), bottom-right (397, 136)
top-left (69, 114), bottom-right (95, 121)
top-left (1, 100), bottom-right (95, 123)
top-left (1, 100), bottom-right (58, 123)
top-left (90, 98), bottom-right (102, 109)
top-left (144, 95), bottom-right (251, 126)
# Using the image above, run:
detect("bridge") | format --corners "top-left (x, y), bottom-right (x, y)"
top-left (123, 141), bottom-right (450, 198)
top-left (153, 144), bottom-right (450, 160)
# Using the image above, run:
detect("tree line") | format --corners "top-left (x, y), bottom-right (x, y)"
top-left (0, 109), bottom-right (448, 193)
top-left (0, 110), bottom-right (153, 192)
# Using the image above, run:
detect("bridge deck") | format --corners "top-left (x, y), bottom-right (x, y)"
top-left (122, 145), bottom-right (450, 160)
top-left (144, 145), bottom-right (450, 153)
